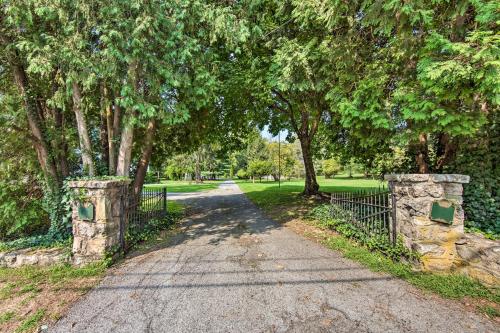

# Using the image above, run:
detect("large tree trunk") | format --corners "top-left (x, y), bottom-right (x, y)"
top-left (415, 133), bottom-right (429, 174)
top-left (194, 150), bottom-right (202, 184)
top-left (12, 63), bottom-right (60, 186)
top-left (435, 133), bottom-right (457, 171)
top-left (108, 102), bottom-right (121, 175)
top-left (116, 62), bottom-right (139, 177)
top-left (132, 119), bottom-right (156, 203)
top-left (53, 107), bottom-right (70, 178)
top-left (115, 120), bottom-right (134, 177)
top-left (299, 136), bottom-right (319, 195)
top-left (99, 84), bottom-right (109, 174)
top-left (100, 112), bottom-right (109, 173)
top-left (72, 82), bottom-right (95, 176)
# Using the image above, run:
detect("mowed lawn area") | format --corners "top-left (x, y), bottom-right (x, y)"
top-left (144, 180), bottom-right (222, 193)
top-left (236, 175), bottom-right (385, 210)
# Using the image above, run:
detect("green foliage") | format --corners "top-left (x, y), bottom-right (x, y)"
top-left (1, 0), bottom-right (248, 241)
top-left (144, 172), bottom-right (158, 184)
top-left (0, 236), bottom-right (71, 253)
top-left (322, 159), bottom-right (341, 178)
top-left (42, 182), bottom-right (73, 241)
top-left (165, 164), bottom-right (185, 181)
top-left (0, 181), bottom-right (74, 251)
top-left (479, 305), bottom-right (500, 318)
top-left (446, 117), bottom-right (499, 236)
top-left (236, 169), bottom-right (249, 179)
top-left (462, 180), bottom-right (500, 235)
top-left (15, 309), bottom-right (45, 333)
top-left (125, 209), bottom-right (183, 249)
top-left (247, 160), bottom-right (273, 180)
top-left (0, 180), bottom-right (48, 241)
top-left (2, 0), bottom-right (499, 243)
top-left (308, 205), bottom-right (417, 261)
top-left (0, 311), bottom-right (15, 324)
top-left (267, 141), bottom-right (298, 180)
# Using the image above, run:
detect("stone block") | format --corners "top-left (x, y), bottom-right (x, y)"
top-left (408, 184), bottom-right (443, 198)
top-left (420, 240), bottom-right (458, 271)
top-left (95, 196), bottom-right (111, 221)
top-left (385, 174), bottom-right (430, 182)
top-left (74, 221), bottom-right (98, 238)
top-left (68, 179), bottom-right (132, 189)
top-left (443, 183), bottom-right (464, 196)
top-left (412, 243), bottom-right (440, 255)
top-left (414, 225), bottom-right (463, 243)
top-left (0, 248), bottom-right (68, 268)
top-left (84, 237), bottom-right (108, 255)
top-left (430, 174), bottom-right (470, 184)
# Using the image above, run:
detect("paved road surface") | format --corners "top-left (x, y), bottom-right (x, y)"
top-left (53, 181), bottom-right (498, 333)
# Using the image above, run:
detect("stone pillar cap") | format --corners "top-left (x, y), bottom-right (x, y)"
top-left (384, 173), bottom-right (470, 184)
top-left (68, 178), bottom-right (132, 189)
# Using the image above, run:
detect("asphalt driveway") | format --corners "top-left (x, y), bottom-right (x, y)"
top-left (52, 181), bottom-right (498, 333)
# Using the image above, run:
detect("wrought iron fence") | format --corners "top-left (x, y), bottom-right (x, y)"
top-left (128, 186), bottom-right (167, 233)
top-left (330, 188), bottom-right (396, 244)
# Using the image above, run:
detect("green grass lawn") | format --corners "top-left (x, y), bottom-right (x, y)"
top-left (236, 174), bottom-right (385, 210)
top-left (144, 180), bottom-right (222, 193)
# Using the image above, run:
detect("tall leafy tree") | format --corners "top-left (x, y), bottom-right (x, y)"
top-left (223, 1), bottom-right (340, 195)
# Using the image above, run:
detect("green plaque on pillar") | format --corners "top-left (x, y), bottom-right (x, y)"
top-left (430, 200), bottom-right (455, 224)
top-left (78, 203), bottom-right (94, 221)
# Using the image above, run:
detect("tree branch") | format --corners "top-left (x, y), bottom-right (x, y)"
top-left (272, 89), bottom-right (299, 133)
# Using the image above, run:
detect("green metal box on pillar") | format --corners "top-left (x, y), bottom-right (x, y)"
top-left (430, 200), bottom-right (455, 224)
top-left (78, 203), bottom-right (94, 221)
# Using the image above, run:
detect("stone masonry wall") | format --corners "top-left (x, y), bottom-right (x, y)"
top-left (0, 247), bottom-right (68, 268)
top-left (456, 233), bottom-right (500, 287)
top-left (385, 174), bottom-right (469, 272)
top-left (68, 179), bottom-right (130, 265)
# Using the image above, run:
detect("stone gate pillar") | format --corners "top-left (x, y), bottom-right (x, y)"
top-left (68, 179), bottom-right (131, 265)
top-left (384, 174), bottom-right (469, 271)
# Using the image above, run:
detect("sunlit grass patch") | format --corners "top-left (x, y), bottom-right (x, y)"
top-left (145, 180), bottom-right (221, 192)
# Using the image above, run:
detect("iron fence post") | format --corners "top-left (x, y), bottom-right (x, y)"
top-left (391, 192), bottom-right (397, 245)
top-left (163, 187), bottom-right (167, 214)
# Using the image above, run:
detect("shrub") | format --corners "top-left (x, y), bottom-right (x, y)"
top-left (322, 159), bottom-right (341, 178)
top-left (0, 179), bottom-right (49, 241)
top-left (247, 160), bottom-right (273, 181)
top-left (164, 164), bottom-right (183, 180)
top-left (308, 204), bottom-right (417, 261)
top-left (236, 169), bottom-right (249, 179)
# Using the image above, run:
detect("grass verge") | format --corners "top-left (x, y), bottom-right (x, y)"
top-left (0, 262), bottom-right (107, 333)
top-left (144, 180), bottom-right (221, 192)
top-left (321, 233), bottom-right (498, 302)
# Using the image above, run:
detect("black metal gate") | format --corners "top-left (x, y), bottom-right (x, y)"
top-left (330, 188), bottom-right (396, 244)
top-left (127, 187), bottom-right (167, 234)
